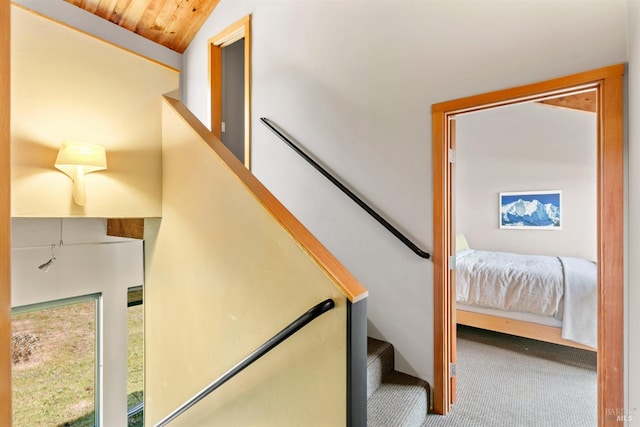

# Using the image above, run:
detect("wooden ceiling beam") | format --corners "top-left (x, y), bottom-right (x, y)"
top-left (106, 218), bottom-right (145, 240)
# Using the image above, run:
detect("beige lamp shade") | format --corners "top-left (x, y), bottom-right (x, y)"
top-left (55, 141), bottom-right (107, 172)
top-left (55, 142), bottom-right (107, 206)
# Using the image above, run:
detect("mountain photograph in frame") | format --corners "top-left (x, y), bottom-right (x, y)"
top-left (499, 190), bottom-right (562, 230)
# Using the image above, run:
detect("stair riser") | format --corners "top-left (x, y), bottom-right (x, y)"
top-left (367, 337), bottom-right (431, 426)
top-left (367, 344), bottom-right (394, 399)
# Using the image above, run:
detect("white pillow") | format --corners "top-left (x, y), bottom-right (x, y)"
top-left (456, 249), bottom-right (474, 260)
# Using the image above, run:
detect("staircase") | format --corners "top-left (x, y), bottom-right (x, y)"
top-left (367, 337), bottom-right (430, 426)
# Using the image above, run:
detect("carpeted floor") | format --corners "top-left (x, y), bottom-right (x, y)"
top-left (422, 325), bottom-right (597, 427)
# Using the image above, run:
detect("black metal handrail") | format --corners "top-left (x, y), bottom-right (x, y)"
top-left (128, 402), bottom-right (144, 418)
top-left (154, 298), bottom-right (335, 426)
top-left (260, 117), bottom-right (431, 259)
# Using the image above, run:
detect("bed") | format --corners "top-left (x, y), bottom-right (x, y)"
top-left (455, 236), bottom-right (597, 351)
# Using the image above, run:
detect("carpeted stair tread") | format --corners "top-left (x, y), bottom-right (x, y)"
top-left (367, 370), bottom-right (429, 427)
top-left (367, 337), bottom-right (430, 426)
top-left (367, 337), bottom-right (394, 400)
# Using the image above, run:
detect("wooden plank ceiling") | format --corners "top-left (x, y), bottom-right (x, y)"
top-left (538, 91), bottom-right (596, 113)
top-left (64, 0), bottom-right (220, 53)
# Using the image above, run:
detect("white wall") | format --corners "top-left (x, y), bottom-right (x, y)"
top-left (455, 102), bottom-right (597, 260)
top-left (11, 218), bottom-right (144, 427)
top-left (628, 0), bottom-right (639, 421)
top-left (181, 0), bottom-right (628, 385)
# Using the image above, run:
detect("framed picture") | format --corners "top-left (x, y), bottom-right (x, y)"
top-left (499, 190), bottom-right (562, 229)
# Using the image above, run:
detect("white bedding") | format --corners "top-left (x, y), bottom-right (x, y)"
top-left (456, 249), bottom-right (597, 348)
top-left (456, 250), bottom-right (564, 318)
top-left (559, 256), bottom-right (598, 348)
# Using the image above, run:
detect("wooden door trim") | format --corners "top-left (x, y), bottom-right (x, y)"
top-left (432, 109), bottom-right (449, 414)
top-left (208, 15), bottom-right (252, 169)
top-left (432, 64), bottom-right (625, 423)
top-left (1, 0), bottom-right (10, 424)
top-left (597, 71), bottom-right (625, 425)
top-left (448, 118), bottom-right (457, 404)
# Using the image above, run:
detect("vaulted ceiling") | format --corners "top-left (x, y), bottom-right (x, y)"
top-left (63, 0), bottom-right (220, 53)
top-left (59, 2), bottom-right (597, 116)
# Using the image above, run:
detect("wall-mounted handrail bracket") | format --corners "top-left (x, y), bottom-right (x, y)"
top-left (154, 298), bottom-right (335, 426)
top-left (260, 117), bottom-right (431, 260)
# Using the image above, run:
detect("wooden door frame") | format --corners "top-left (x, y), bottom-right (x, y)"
top-left (1, 0), bottom-right (10, 424)
top-left (432, 64), bottom-right (625, 425)
top-left (208, 15), bottom-right (252, 169)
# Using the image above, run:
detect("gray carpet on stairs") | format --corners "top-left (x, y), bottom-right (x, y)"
top-left (421, 325), bottom-right (597, 427)
top-left (367, 337), bottom-right (429, 427)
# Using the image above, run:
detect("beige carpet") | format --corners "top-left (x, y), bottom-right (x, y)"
top-left (422, 325), bottom-right (597, 427)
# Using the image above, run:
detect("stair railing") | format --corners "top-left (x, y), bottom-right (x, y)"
top-left (154, 298), bottom-right (335, 426)
top-left (127, 402), bottom-right (144, 420)
top-left (260, 117), bottom-right (431, 259)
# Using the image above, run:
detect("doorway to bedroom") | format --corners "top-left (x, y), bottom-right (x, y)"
top-left (448, 94), bottom-right (598, 425)
top-left (432, 64), bottom-right (624, 422)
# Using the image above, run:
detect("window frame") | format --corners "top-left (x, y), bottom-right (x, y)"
top-left (126, 285), bottom-right (144, 423)
top-left (12, 293), bottom-right (102, 427)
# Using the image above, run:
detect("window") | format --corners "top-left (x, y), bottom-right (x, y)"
top-left (127, 286), bottom-right (143, 426)
top-left (12, 294), bottom-right (101, 427)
